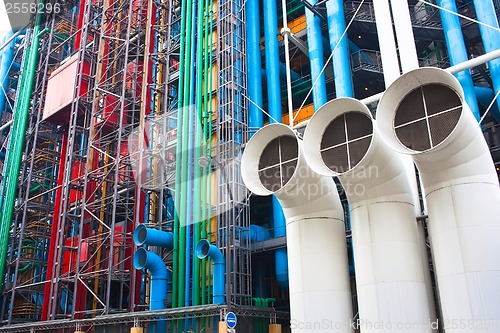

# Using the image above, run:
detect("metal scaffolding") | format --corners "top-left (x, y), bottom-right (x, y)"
top-left (216, 0), bottom-right (252, 307)
top-left (40, 0), bottom-right (147, 320)
top-left (0, 4), bottom-right (68, 323)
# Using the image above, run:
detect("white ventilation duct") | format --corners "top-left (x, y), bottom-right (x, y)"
top-left (377, 67), bottom-right (500, 332)
top-left (302, 97), bottom-right (437, 332)
top-left (241, 123), bottom-right (353, 333)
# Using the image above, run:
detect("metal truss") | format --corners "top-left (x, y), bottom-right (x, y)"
top-left (216, 0), bottom-right (252, 306)
top-left (0, 304), bottom-right (289, 332)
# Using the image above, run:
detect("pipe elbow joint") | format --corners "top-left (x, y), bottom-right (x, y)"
top-left (196, 239), bottom-right (224, 264)
top-left (133, 224), bottom-right (174, 249)
top-left (134, 248), bottom-right (169, 280)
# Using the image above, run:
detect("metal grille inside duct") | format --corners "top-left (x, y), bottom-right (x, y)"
top-left (258, 135), bottom-right (299, 192)
top-left (320, 111), bottom-right (373, 173)
top-left (394, 83), bottom-right (462, 151)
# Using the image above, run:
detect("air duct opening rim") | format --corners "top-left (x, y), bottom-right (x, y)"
top-left (392, 83), bottom-right (463, 154)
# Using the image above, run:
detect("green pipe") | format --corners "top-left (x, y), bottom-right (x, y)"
top-left (173, 0), bottom-right (188, 309)
top-left (0, 5), bottom-right (43, 287)
top-left (264, 297), bottom-right (276, 307)
top-left (29, 184), bottom-right (42, 194)
top-left (18, 262), bottom-right (33, 273)
top-left (192, 0), bottom-right (206, 308)
top-left (200, 0), bottom-right (212, 306)
top-left (207, 5), bottom-right (214, 304)
top-left (37, 27), bottom-right (50, 38)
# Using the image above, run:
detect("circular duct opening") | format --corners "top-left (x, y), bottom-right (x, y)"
top-left (258, 135), bottom-right (299, 192)
top-left (136, 226), bottom-right (147, 244)
top-left (200, 242), bottom-right (210, 256)
top-left (393, 83), bottom-right (462, 152)
top-left (320, 111), bottom-right (373, 173)
top-left (134, 248), bottom-right (147, 269)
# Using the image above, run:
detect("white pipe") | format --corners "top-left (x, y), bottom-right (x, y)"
top-left (373, 0), bottom-right (401, 86)
top-left (373, 0), bottom-right (422, 216)
top-left (447, 48), bottom-right (500, 75)
top-left (0, 119), bottom-right (13, 132)
top-left (241, 124), bottom-right (353, 333)
top-left (302, 97), bottom-right (436, 332)
top-left (390, 0), bottom-right (419, 72)
top-left (377, 67), bottom-right (500, 333)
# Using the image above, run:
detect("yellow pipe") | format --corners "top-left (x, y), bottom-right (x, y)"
top-left (92, 143), bottom-right (110, 311)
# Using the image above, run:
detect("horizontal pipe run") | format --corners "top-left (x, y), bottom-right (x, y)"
top-left (241, 225), bottom-right (271, 242)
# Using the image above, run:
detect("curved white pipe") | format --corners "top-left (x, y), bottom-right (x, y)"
top-left (377, 67), bottom-right (500, 332)
top-left (241, 123), bottom-right (353, 333)
top-left (303, 97), bottom-right (436, 332)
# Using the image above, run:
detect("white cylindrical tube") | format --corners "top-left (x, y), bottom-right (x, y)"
top-left (390, 0), bottom-right (419, 72)
top-left (377, 67), bottom-right (500, 333)
top-left (303, 97), bottom-right (436, 332)
top-left (373, 0), bottom-right (401, 86)
top-left (241, 123), bottom-right (353, 333)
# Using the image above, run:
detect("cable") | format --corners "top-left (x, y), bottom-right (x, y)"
top-left (479, 88), bottom-right (500, 125)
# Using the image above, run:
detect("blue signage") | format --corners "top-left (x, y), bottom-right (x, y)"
top-left (225, 311), bottom-right (237, 329)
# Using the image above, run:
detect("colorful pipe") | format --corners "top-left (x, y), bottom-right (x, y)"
top-left (246, 0), bottom-right (263, 137)
top-left (0, 5), bottom-right (43, 289)
top-left (133, 225), bottom-right (174, 248)
top-left (263, 0), bottom-right (282, 123)
top-left (134, 248), bottom-right (169, 332)
top-left (472, 0), bottom-right (500, 121)
top-left (196, 240), bottom-right (225, 304)
top-left (326, 0), bottom-right (353, 98)
top-left (305, 0), bottom-right (327, 109)
top-left (0, 31), bottom-right (16, 122)
top-left (437, 0), bottom-right (480, 121)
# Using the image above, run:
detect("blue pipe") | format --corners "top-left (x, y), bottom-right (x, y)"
top-left (185, 0), bottom-right (197, 317)
top-left (0, 31), bottom-right (16, 122)
top-left (273, 196), bottom-right (288, 289)
top-left (234, 0), bottom-right (244, 145)
top-left (196, 240), bottom-right (225, 304)
top-left (246, 0), bottom-right (263, 137)
top-left (133, 225), bottom-right (174, 248)
top-left (475, 86), bottom-right (500, 115)
top-left (263, 0), bottom-right (282, 123)
top-left (437, 0), bottom-right (480, 121)
top-left (262, 0), bottom-right (288, 290)
top-left (279, 62), bottom-right (301, 83)
top-left (134, 248), bottom-right (168, 333)
top-left (473, 0), bottom-right (500, 121)
top-left (326, 0), bottom-right (353, 98)
top-left (241, 224), bottom-right (271, 242)
top-left (305, 0), bottom-right (328, 109)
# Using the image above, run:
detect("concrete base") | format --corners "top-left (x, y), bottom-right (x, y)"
top-left (269, 324), bottom-right (282, 333)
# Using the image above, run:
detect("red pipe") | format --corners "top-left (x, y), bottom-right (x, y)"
top-left (74, 0), bottom-right (86, 50)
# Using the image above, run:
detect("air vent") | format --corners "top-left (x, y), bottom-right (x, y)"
top-left (394, 83), bottom-right (462, 152)
top-left (320, 111), bottom-right (373, 173)
top-left (258, 135), bottom-right (299, 192)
